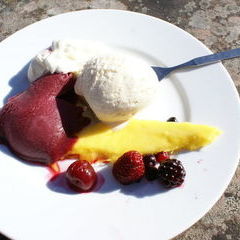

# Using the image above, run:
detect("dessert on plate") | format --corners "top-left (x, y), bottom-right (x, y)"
top-left (0, 39), bottom-right (222, 191)
top-left (0, 73), bottom-right (90, 164)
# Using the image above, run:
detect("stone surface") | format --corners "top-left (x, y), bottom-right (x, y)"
top-left (0, 0), bottom-right (239, 239)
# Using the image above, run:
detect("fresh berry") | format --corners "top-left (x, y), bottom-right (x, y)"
top-left (66, 160), bottom-right (97, 191)
top-left (143, 154), bottom-right (160, 181)
top-left (155, 151), bottom-right (170, 162)
top-left (167, 117), bottom-right (178, 122)
top-left (112, 151), bottom-right (145, 185)
top-left (158, 159), bottom-right (186, 188)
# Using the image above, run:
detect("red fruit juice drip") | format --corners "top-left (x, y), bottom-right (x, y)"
top-left (197, 159), bottom-right (203, 164)
top-left (91, 159), bottom-right (98, 164)
top-left (47, 162), bottom-right (61, 179)
top-left (103, 160), bottom-right (111, 164)
top-left (178, 183), bottom-right (185, 188)
top-left (91, 156), bottom-right (109, 164)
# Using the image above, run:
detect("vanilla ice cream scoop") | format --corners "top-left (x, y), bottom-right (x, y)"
top-left (28, 39), bottom-right (111, 82)
top-left (75, 53), bottom-right (159, 122)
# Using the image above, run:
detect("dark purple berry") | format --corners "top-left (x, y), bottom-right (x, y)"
top-left (143, 154), bottom-right (160, 181)
top-left (158, 159), bottom-right (186, 188)
top-left (167, 117), bottom-right (178, 122)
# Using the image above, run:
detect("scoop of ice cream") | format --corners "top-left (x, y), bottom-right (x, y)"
top-left (28, 49), bottom-right (52, 82)
top-left (74, 54), bottom-right (159, 122)
top-left (28, 39), bottom-right (111, 82)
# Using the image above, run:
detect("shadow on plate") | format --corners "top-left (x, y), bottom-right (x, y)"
top-left (95, 165), bottom-right (169, 198)
top-left (46, 164), bottom-right (169, 197)
top-left (47, 172), bottom-right (79, 195)
top-left (3, 62), bottom-right (30, 104)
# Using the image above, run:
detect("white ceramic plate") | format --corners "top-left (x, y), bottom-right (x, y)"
top-left (0, 10), bottom-right (240, 240)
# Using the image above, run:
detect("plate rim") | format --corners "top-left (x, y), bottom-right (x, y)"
top-left (0, 9), bottom-right (240, 240)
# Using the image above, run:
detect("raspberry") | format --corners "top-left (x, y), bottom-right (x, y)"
top-left (66, 160), bottom-right (97, 191)
top-left (143, 154), bottom-right (160, 181)
top-left (158, 159), bottom-right (186, 188)
top-left (112, 151), bottom-right (145, 185)
top-left (155, 151), bottom-right (170, 162)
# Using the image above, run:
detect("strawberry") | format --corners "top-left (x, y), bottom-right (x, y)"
top-left (112, 151), bottom-right (145, 185)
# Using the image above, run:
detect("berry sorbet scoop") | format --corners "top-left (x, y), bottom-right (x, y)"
top-left (0, 73), bottom-right (89, 164)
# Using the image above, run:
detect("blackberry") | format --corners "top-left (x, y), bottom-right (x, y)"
top-left (158, 159), bottom-right (186, 188)
top-left (143, 154), bottom-right (160, 181)
top-left (167, 117), bottom-right (178, 122)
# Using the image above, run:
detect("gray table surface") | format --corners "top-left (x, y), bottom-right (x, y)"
top-left (0, 0), bottom-right (239, 239)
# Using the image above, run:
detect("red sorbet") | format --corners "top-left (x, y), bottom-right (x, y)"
top-left (0, 73), bottom-right (90, 164)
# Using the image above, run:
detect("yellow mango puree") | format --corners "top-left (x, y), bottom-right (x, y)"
top-left (69, 119), bottom-right (222, 162)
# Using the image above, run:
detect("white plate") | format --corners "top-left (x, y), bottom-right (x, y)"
top-left (0, 10), bottom-right (240, 240)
